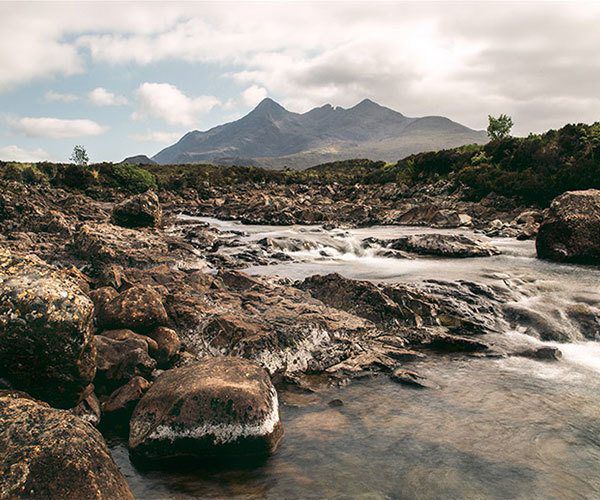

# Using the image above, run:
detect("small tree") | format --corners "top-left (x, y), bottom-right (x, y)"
top-left (70, 145), bottom-right (89, 166)
top-left (487, 114), bottom-right (513, 141)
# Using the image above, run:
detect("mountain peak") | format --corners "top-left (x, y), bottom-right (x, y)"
top-left (351, 98), bottom-right (382, 111)
top-left (252, 97), bottom-right (287, 115)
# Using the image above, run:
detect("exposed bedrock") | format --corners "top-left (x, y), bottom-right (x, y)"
top-left (128, 357), bottom-right (283, 462)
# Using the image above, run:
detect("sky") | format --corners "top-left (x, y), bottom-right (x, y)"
top-left (0, 1), bottom-right (599, 163)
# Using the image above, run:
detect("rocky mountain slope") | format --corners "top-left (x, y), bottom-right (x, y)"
top-left (153, 98), bottom-right (487, 169)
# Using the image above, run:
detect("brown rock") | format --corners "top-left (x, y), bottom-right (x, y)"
top-left (112, 191), bottom-right (162, 228)
top-left (70, 384), bottom-right (102, 426)
top-left (0, 391), bottom-right (133, 499)
top-left (101, 328), bottom-right (159, 355)
top-left (129, 357), bottom-right (283, 461)
top-left (97, 285), bottom-right (168, 332)
top-left (102, 376), bottom-right (151, 422)
top-left (147, 326), bottom-right (181, 365)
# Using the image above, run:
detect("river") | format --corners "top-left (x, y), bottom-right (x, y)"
top-left (112, 218), bottom-right (600, 499)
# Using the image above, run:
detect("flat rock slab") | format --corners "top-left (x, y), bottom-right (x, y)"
top-left (129, 356), bottom-right (283, 462)
top-left (386, 233), bottom-right (500, 258)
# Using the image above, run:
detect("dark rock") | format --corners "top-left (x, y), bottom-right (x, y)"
top-left (94, 335), bottom-right (156, 394)
top-left (146, 326), bottom-right (181, 365)
top-left (328, 399), bottom-right (344, 407)
top-left (88, 286), bottom-right (118, 320)
top-left (101, 328), bottom-right (159, 355)
top-left (112, 191), bottom-right (162, 228)
top-left (431, 210), bottom-right (472, 228)
top-left (0, 391), bottom-right (133, 499)
top-left (0, 248), bottom-right (96, 407)
top-left (70, 385), bottom-right (101, 426)
top-left (129, 357), bottom-right (284, 461)
top-left (390, 369), bottom-right (439, 389)
top-left (97, 285), bottom-right (168, 332)
top-left (420, 331), bottom-right (489, 352)
top-left (536, 189), bottom-right (600, 263)
top-left (515, 346), bottom-right (563, 361)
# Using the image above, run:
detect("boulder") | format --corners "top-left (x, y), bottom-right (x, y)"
top-left (146, 326), bottom-right (181, 365)
top-left (515, 346), bottom-right (562, 361)
top-left (431, 209), bottom-right (472, 228)
top-left (94, 335), bottom-right (156, 394)
top-left (387, 233), bottom-right (500, 258)
top-left (70, 385), bottom-right (101, 426)
top-left (390, 369), bottom-right (439, 389)
top-left (112, 191), bottom-right (162, 228)
top-left (0, 391), bottom-right (133, 499)
top-left (101, 328), bottom-right (159, 355)
top-left (536, 189), bottom-right (600, 263)
top-left (129, 357), bottom-right (283, 461)
top-left (96, 285), bottom-right (168, 332)
top-left (0, 248), bottom-right (96, 407)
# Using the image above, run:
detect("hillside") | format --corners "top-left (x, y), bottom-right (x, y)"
top-left (152, 98), bottom-right (487, 168)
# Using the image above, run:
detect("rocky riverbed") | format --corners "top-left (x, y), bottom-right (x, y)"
top-left (0, 177), bottom-right (599, 498)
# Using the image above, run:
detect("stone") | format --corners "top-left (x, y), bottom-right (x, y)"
top-left (0, 391), bottom-right (133, 499)
top-left (0, 248), bottom-right (96, 407)
top-left (431, 209), bottom-right (472, 228)
top-left (129, 357), bottom-right (283, 461)
top-left (146, 326), bottom-right (181, 365)
top-left (387, 233), bottom-right (500, 258)
top-left (112, 191), bottom-right (162, 228)
top-left (96, 285), bottom-right (168, 332)
top-left (102, 376), bottom-right (151, 423)
top-left (536, 189), bottom-right (600, 263)
top-left (515, 346), bottom-right (562, 361)
top-left (101, 328), bottom-right (159, 355)
top-left (70, 385), bottom-right (101, 426)
top-left (88, 286), bottom-right (118, 321)
top-left (94, 335), bottom-right (156, 394)
top-left (390, 369), bottom-right (439, 389)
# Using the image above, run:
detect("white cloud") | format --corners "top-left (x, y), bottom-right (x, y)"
top-left (0, 145), bottom-right (52, 162)
top-left (130, 130), bottom-right (183, 143)
top-left (88, 87), bottom-right (128, 106)
top-left (11, 117), bottom-right (108, 138)
top-left (45, 90), bottom-right (78, 103)
top-left (132, 82), bottom-right (220, 127)
top-left (242, 85), bottom-right (268, 107)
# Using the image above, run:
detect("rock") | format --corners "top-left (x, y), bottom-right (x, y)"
top-left (0, 391), bottom-right (133, 499)
top-left (328, 399), bottom-right (344, 407)
top-left (146, 326), bottom-right (181, 365)
top-left (94, 335), bottom-right (156, 394)
top-left (97, 285), bottom-right (168, 332)
top-left (88, 286), bottom-right (118, 320)
top-left (387, 233), bottom-right (500, 258)
top-left (101, 328), bottom-right (159, 355)
top-left (431, 210), bottom-right (472, 228)
top-left (0, 248), bottom-right (96, 407)
top-left (102, 376), bottom-right (151, 423)
top-left (70, 385), bottom-right (101, 426)
top-left (112, 191), bottom-right (162, 228)
top-left (536, 189), bottom-right (600, 263)
top-left (390, 369), bottom-right (439, 389)
top-left (129, 357), bottom-right (283, 461)
top-left (515, 346), bottom-right (563, 361)
top-left (420, 331), bottom-right (489, 352)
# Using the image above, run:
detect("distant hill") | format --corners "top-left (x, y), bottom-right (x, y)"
top-left (152, 98), bottom-right (487, 169)
top-left (122, 155), bottom-right (157, 166)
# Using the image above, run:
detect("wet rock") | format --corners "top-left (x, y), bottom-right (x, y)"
top-left (102, 376), bottom-right (151, 423)
top-left (97, 285), bottom-right (168, 332)
top-left (112, 191), bottom-right (162, 228)
top-left (536, 189), bottom-right (600, 264)
top-left (419, 331), bottom-right (489, 352)
top-left (0, 391), bottom-right (133, 499)
top-left (515, 346), bottom-right (562, 361)
top-left (431, 209), bottom-right (472, 228)
top-left (390, 369), bottom-right (439, 389)
top-left (70, 385), bottom-right (101, 426)
top-left (0, 248), bottom-right (96, 407)
top-left (129, 357), bottom-right (283, 461)
top-left (146, 326), bottom-right (181, 365)
top-left (386, 233), bottom-right (500, 258)
top-left (94, 335), bottom-right (156, 394)
top-left (328, 399), bottom-right (344, 407)
top-left (101, 328), bottom-right (159, 355)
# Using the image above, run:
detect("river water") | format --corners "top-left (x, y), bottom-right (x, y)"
top-left (113, 219), bottom-right (600, 499)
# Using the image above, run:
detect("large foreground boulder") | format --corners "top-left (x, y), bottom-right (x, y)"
top-left (536, 189), bottom-right (600, 263)
top-left (0, 248), bottom-right (96, 407)
top-left (129, 357), bottom-right (283, 461)
top-left (112, 191), bottom-right (162, 228)
top-left (0, 391), bottom-right (133, 499)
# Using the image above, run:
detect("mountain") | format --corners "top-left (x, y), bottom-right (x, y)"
top-left (121, 154), bottom-right (157, 166)
top-left (153, 98), bottom-right (487, 169)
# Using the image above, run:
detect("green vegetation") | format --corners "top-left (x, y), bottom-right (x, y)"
top-left (0, 122), bottom-right (598, 207)
top-left (487, 114), bottom-right (513, 141)
top-left (69, 145), bottom-right (89, 166)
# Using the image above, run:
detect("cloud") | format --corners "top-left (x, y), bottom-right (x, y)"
top-left (88, 87), bottom-right (128, 106)
top-left (0, 145), bottom-right (52, 162)
top-left (242, 85), bottom-right (268, 107)
top-left (45, 90), bottom-right (78, 103)
top-left (130, 130), bottom-right (183, 143)
top-left (132, 82), bottom-right (220, 126)
top-left (11, 117), bottom-right (108, 138)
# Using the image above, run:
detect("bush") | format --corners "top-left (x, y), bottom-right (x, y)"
top-left (107, 163), bottom-right (157, 193)
top-left (1, 162), bottom-right (48, 185)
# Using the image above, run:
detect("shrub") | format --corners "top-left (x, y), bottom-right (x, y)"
top-left (107, 163), bottom-right (158, 193)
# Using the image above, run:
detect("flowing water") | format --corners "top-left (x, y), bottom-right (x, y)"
top-left (114, 219), bottom-right (600, 499)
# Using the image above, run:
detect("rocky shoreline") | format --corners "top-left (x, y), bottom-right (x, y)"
top-left (1, 173), bottom-right (598, 497)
